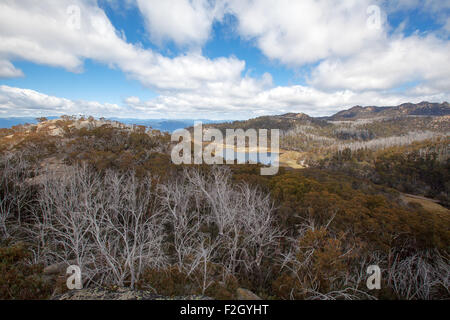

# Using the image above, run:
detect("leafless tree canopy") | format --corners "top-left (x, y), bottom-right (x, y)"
top-left (3, 164), bottom-right (281, 291)
top-left (0, 153), bottom-right (448, 299)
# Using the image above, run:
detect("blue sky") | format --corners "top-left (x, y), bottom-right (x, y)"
top-left (0, 0), bottom-right (449, 120)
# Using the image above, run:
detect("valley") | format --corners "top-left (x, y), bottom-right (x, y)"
top-left (0, 101), bottom-right (449, 300)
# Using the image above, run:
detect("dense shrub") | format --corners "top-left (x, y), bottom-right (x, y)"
top-left (0, 242), bottom-right (52, 299)
top-left (0, 118), bottom-right (448, 300)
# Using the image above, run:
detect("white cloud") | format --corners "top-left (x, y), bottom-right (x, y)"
top-left (0, 85), bottom-right (123, 117)
top-left (1, 82), bottom-right (448, 120)
top-left (0, 60), bottom-right (23, 78)
top-left (309, 34), bottom-right (450, 91)
top-left (123, 84), bottom-right (450, 119)
top-left (136, 0), bottom-right (225, 47)
top-left (0, 0), bottom-right (448, 120)
top-left (0, 0), bottom-right (243, 91)
top-left (127, 53), bottom-right (246, 91)
top-left (225, 0), bottom-right (385, 66)
top-left (225, 0), bottom-right (450, 95)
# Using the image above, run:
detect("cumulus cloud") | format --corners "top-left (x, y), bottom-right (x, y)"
top-left (0, 0), bottom-right (448, 119)
top-left (0, 60), bottom-right (23, 78)
top-left (136, 0), bottom-right (225, 47)
top-left (225, 0), bottom-right (450, 94)
top-left (0, 85), bottom-right (123, 117)
top-left (123, 84), bottom-right (450, 119)
top-left (0, 0), bottom-right (243, 91)
top-left (128, 53), bottom-right (245, 91)
top-left (309, 34), bottom-right (450, 91)
top-left (1, 81), bottom-right (448, 120)
top-left (225, 0), bottom-right (385, 66)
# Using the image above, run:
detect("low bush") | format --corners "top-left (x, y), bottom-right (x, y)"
top-left (0, 242), bottom-right (52, 299)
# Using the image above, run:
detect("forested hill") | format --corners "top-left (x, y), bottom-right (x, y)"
top-left (206, 102), bottom-right (450, 208)
top-left (0, 111), bottom-right (449, 300)
top-left (328, 101), bottom-right (450, 120)
top-left (205, 102), bottom-right (450, 135)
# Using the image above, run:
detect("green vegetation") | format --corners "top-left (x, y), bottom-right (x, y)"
top-left (318, 138), bottom-right (449, 207)
top-left (0, 241), bottom-right (52, 299)
top-left (0, 111), bottom-right (448, 300)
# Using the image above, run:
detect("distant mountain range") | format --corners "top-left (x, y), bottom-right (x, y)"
top-left (0, 101), bottom-right (448, 131)
top-left (0, 117), bottom-right (229, 132)
top-left (108, 118), bottom-right (229, 133)
top-left (327, 101), bottom-right (450, 121)
top-left (0, 116), bottom-right (59, 128)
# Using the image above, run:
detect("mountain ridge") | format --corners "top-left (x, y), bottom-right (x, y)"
top-left (327, 101), bottom-right (450, 120)
top-left (1, 101), bottom-right (448, 131)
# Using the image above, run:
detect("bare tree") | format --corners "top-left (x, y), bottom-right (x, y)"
top-left (159, 166), bottom-right (282, 286)
top-left (36, 164), bottom-right (101, 279)
top-left (33, 164), bottom-right (167, 288)
top-left (388, 249), bottom-right (449, 300)
top-left (0, 152), bottom-right (32, 238)
top-left (88, 170), bottom-right (167, 288)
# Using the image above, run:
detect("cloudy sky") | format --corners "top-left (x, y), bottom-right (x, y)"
top-left (0, 0), bottom-right (449, 119)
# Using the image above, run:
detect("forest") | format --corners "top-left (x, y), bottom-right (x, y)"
top-left (0, 111), bottom-right (449, 300)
